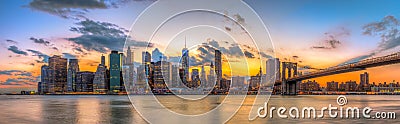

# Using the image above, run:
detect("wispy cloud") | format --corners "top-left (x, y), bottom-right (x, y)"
top-left (312, 27), bottom-right (350, 49)
top-left (26, 49), bottom-right (50, 63)
top-left (0, 70), bottom-right (32, 77)
top-left (339, 15), bottom-right (400, 65)
top-left (30, 37), bottom-right (51, 46)
top-left (5, 39), bottom-right (18, 44)
top-left (7, 45), bottom-right (28, 56)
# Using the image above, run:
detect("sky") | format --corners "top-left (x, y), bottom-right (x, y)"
top-left (0, 0), bottom-right (400, 93)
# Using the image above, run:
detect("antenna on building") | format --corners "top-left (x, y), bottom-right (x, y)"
top-left (185, 36), bottom-right (187, 48)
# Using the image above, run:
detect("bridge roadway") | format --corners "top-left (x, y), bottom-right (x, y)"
top-left (287, 52), bottom-right (400, 82)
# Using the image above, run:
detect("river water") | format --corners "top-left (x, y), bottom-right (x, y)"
top-left (0, 95), bottom-right (398, 124)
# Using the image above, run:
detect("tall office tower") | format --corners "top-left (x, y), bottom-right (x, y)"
top-left (200, 65), bottom-right (206, 88)
top-left (109, 51), bottom-right (122, 92)
top-left (93, 55), bottom-right (108, 93)
top-left (142, 51), bottom-right (152, 89)
top-left (171, 65), bottom-right (179, 87)
top-left (191, 68), bottom-right (200, 88)
top-left (360, 72), bottom-right (369, 86)
top-left (48, 55), bottom-right (68, 93)
top-left (142, 51), bottom-right (151, 64)
top-left (101, 54), bottom-right (105, 65)
top-left (76, 71), bottom-right (95, 92)
top-left (37, 82), bottom-right (42, 94)
top-left (124, 46), bottom-right (135, 90)
top-left (152, 48), bottom-right (165, 62)
top-left (126, 46), bottom-right (133, 64)
top-left (215, 50), bottom-right (222, 89)
top-left (208, 63), bottom-right (215, 88)
top-left (181, 40), bottom-right (189, 84)
top-left (67, 59), bottom-right (79, 92)
top-left (40, 65), bottom-right (50, 94)
top-left (153, 61), bottom-right (171, 90)
top-left (266, 58), bottom-right (280, 83)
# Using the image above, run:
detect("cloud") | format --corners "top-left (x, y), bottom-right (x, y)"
top-left (62, 53), bottom-right (77, 59)
top-left (0, 70), bottom-right (33, 77)
top-left (5, 39), bottom-right (18, 44)
top-left (233, 14), bottom-right (245, 25)
top-left (67, 19), bottom-right (151, 53)
top-left (312, 27), bottom-right (350, 49)
top-left (52, 47), bottom-right (59, 51)
top-left (1, 77), bottom-right (38, 86)
top-left (339, 15), bottom-right (400, 65)
top-left (8, 45), bottom-right (28, 56)
top-left (363, 15), bottom-right (400, 52)
top-left (27, 0), bottom-right (154, 19)
top-left (28, 0), bottom-right (106, 19)
top-left (30, 37), bottom-right (51, 46)
top-left (244, 51), bottom-right (255, 58)
top-left (27, 49), bottom-right (50, 63)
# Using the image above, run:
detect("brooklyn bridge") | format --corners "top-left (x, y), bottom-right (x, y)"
top-left (275, 52), bottom-right (400, 95)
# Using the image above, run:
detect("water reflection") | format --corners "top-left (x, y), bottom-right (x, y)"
top-left (0, 95), bottom-right (399, 124)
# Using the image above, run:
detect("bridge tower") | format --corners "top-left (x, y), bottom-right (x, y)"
top-left (281, 62), bottom-right (298, 95)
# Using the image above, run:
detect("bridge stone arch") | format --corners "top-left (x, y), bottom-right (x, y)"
top-left (281, 62), bottom-right (298, 95)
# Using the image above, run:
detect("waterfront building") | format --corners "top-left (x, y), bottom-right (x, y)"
top-left (48, 55), bottom-right (68, 93)
top-left (326, 81), bottom-right (339, 91)
top-left (109, 51), bottom-right (122, 92)
top-left (76, 71), bottom-right (95, 92)
top-left (40, 65), bottom-right (50, 94)
top-left (215, 50), bottom-right (222, 89)
top-left (93, 55), bottom-right (108, 93)
top-left (67, 59), bottom-right (79, 92)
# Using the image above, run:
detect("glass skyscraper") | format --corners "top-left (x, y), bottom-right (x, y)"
top-left (67, 59), bottom-right (79, 92)
top-left (109, 51), bottom-right (122, 92)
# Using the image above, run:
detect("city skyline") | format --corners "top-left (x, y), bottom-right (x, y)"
top-left (1, 0), bottom-right (400, 93)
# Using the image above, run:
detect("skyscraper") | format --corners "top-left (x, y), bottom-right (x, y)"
top-left (266, 58), bottom-right (280, 82)
top-left (191, 68), bottom-right (199, 88)
top-left (360, 72), bottom-right (369, 91)
top-left (37, 82), bottom-right (42, 94)
top-left (93, 55), bottom-right (108, 93)
top-left (208, 62), bottom-right (215, 88)
top-left (142, 51), bottom-right (151, 64)
top-left (181, 40), bottom-right (189, 85)
top-left (360, 72), bottom-right (369, 86)
top-left (171, 65), bottom-right (179, 87)
top-left (101, 54), bottom-right (105, 65)
top-left (109, 51), bottom-right (122, 92)
top-left (153, 61), bottom-right (171, 90)
top-left (48, 55), bottom-right (68, 93)
top-left (126, 46), bottom-right (133, 65)
top-left (215, 50), bottom-right (222, 89)
top-left (40, 65), bottom-right (50, 94)
top-left (200, 65), bottom-right (206, 88)
top-left (67, 59), bottom-right (79, 92)
top-left (124, 46), bottom-right (135, 90)
top-left (76, 71), bottom-right (95, 92)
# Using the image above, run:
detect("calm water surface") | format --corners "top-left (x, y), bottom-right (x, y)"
top-left (0, 95), bottom-right (399, 124)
